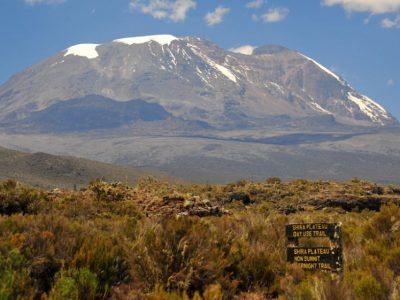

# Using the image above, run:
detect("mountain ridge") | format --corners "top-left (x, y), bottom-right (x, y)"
top-left (0, 34), bottom-right (397, 130)
top-left (0, 34), bottom-right (399, 184)
top-left (0, 146), bottom-right (164, 189)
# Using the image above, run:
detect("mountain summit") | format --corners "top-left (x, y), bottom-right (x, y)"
top-left (0, 34), bottom-right (397, 131)
top-left (0, 35), bottom-right (400, 183)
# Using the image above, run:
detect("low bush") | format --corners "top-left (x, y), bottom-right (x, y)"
top-left (0, 248), bottom-right (31, 299)
top-left (49, 268), bottom-right (98, 300)
top-left (354, 275), bottom-right (384, 300)
top-left (0, 180), bottom-right (45, 215)
top-left (89, 179), bottom-right (126, 202)
top-left (0, 178), bottom-right (398, 299)
top-left (72, 236), bottom-right (130, 296)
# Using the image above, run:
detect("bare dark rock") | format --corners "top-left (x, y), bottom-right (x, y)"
top-left (310, 197), bottom-right (400, 212)
top-left (226, 192), bottom-right (252, 205)
top-left (278, 205), bottom-right (304, 215)
top-left (188, 206), bottom-right (223, 217)
top-left (162, 195), bottom-right (185, 202)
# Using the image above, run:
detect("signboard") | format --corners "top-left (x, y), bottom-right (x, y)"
top-left (285, 222), bottom-right (343, 272)
top-left (287, 247), bottom-right (342, 271)
top-left (286, 223), bottom-right (339, 239)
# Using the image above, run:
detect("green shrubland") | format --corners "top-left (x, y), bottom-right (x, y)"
top-left (0, 177), bottom-right (398, 299)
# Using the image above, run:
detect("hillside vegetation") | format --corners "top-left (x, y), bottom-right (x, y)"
top-left (0, 146), bottom-right (157, 189)
top-left (0, 177), bottom-right (400, 299)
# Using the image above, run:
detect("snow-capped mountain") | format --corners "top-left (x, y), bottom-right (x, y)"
top-left (0, 34), bottom-right (397, 131)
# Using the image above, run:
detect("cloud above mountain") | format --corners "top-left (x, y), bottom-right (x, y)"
top-left (204, 6), bottom-right (230, 26)
top-left (322, 0), bottom-right (400, 14)
top-left (382, 15), bottom-right (400, 28)
top-left (261, 7), bottom-right (289, 23)
top-left (246, 0), bottom-right (264, 9)
top-left (24, 0), bottom-right (65, 5)
top-left (129, 0), bottom-right (196, 22)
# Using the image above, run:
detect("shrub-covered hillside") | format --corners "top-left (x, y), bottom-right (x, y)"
top-left (0, 177), bottom-right (400, 299)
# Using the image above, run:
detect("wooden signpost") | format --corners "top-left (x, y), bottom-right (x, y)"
top-left (286, 223), bottom-right (343, 272)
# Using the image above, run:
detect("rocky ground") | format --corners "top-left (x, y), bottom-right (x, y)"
top-left (46, 176), bottom-right (400, 219)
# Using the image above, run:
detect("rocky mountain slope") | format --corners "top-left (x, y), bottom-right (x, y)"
top-left (0, 35), bottom-right (398, 183)
top-left (0, 35), bottom-right (396, 131)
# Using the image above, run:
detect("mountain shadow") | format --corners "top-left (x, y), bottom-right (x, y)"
top-left (19, 95), bottom-right (172, 132)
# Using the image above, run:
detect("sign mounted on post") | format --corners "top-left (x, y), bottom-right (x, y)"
top-left (285, 222), bottom-right (343, 272)
top-left (286, 223), bottom-right (339, 239)
top-left (287, 246), bottom-right (341, 271)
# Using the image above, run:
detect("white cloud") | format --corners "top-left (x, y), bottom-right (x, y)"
top-left (25, 0), bottom-right (65, 5)
top-left (322, 0), bottom-right (400, 14)
top-left (204, 6), bottom-right (230, 26)
top-left (229, 45), bottom-right (256, 55)
top-left (261, 7), bottom-right (289, 23)
top-left (388, 79), bottom-right (395, 86)
top-left (246, 0), bottom-right (265, 9)
top-left (363, 15), bottom-right (371, 24)
top-left (382, 15), bottom-right (400, 28)
top-left (130, 0), bottom-right (196, 22)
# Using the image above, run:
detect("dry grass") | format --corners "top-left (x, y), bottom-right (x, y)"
top-left (0, 177), bottom-right (399, 299)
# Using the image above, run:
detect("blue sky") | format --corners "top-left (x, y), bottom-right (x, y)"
top-left (1, 0), bottom-right (399, 119)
